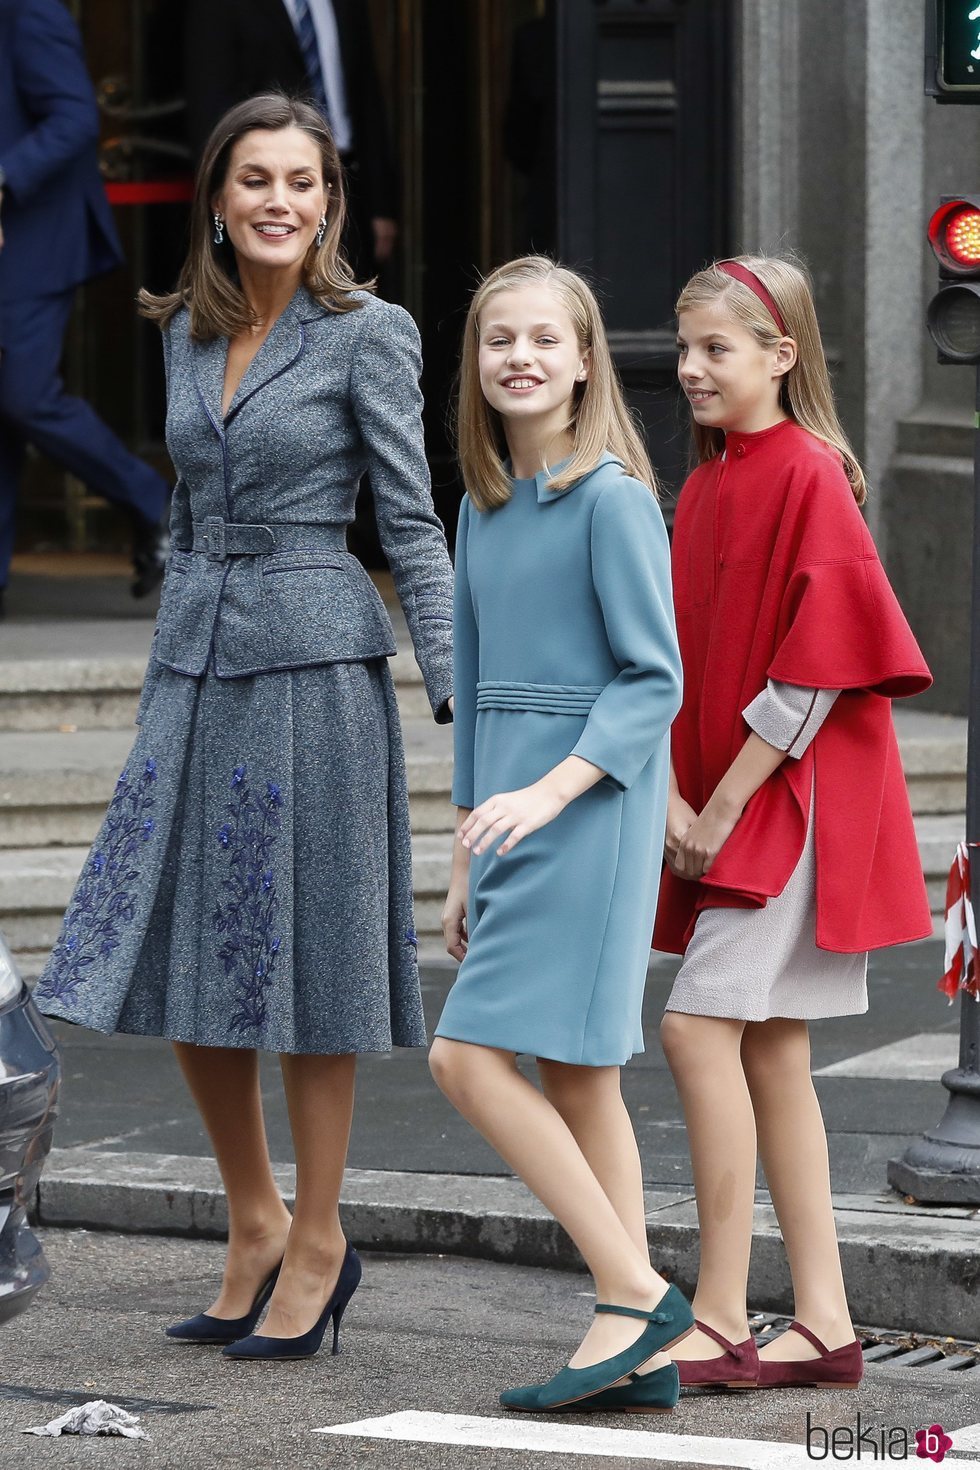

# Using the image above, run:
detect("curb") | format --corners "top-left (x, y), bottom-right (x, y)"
top-left (36, 1148), bottom-right (980, 1340)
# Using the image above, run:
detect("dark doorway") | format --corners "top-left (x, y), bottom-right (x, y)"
top-left (21, 0), bottom-right (731, 561)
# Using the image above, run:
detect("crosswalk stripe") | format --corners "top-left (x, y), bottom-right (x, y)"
top-left (313, 1410), bottom-right (978, 1465)
top-left (813, 1031), bottom-right (958, 1079)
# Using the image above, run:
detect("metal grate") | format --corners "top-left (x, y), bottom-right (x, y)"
top-left (749, 1313), bottom-right (980, 1375)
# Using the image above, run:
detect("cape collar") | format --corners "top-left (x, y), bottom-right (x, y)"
top-left (192, 284), bottom-right (329, 435)
top-left (532, 451), bottom-right (625, 503)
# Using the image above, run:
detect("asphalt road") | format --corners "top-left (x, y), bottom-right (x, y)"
top-left (2, 1231), bottom-right (980, 1470)
top-left (49, 942), bottom-right (955, 1196)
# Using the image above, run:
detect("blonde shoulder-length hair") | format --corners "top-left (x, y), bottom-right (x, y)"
top-left (138, 93), bottom-right (371, 340)
top-left (676, 253), bottom-right (867, 505)
top-left (457, 256), bottom-right (657, 511)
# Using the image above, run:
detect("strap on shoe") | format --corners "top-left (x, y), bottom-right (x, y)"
top-left (788, 1321), bottom-right (830, 1356)
top-left (594, 1303), bottom-right (670, 1323)
top-left (695, 1318), bottom-right (748, 1358)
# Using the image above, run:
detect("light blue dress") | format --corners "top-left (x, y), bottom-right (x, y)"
top-left (435, 453), bottom-right (682, 1066)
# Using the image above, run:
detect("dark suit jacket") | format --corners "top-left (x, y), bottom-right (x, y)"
top-left (0, 0), bottom-right (122, 305)
top-left (184, 0), bottom-right (397, 222)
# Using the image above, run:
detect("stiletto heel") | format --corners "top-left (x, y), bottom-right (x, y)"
top-left (165, 1260), bottom-right (282, 1345)
top-left (500, 1283), bottom-right (695, 1413)
top-left (331, 1300), bottom-right (347, 1355)
top-left (222, 1242), bottom-right (361, 1361)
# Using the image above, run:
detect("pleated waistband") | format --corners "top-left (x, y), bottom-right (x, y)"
top-left (476, 680), bottom-right (603, 714)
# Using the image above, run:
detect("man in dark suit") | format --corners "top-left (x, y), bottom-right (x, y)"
top-left (185, 0), bottom-right (398, 277)
top-left (0, 0), bottom-right (169, 617)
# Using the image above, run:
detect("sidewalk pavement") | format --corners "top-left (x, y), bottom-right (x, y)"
top-left (33, 940), bottom-right (980, 1341)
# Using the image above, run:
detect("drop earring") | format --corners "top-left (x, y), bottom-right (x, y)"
top-left (316, 214), bottom-right (327, 247)
top-left (212, 213), bottom-right (225, 246)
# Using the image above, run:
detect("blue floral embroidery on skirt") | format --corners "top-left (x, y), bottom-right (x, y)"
top-left (38, 758), bottom-right (159, 1007)
top-left (213, 765), bottom-right (284, 1035)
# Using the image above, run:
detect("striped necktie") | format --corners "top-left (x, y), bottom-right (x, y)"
top-left (293, 0), bottom-right (330, 119)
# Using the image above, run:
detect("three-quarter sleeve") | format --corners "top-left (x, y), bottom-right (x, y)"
top-left (743, 680), bottom-right (840, 758)
top-left (350, 300), bottom-right (454, 721)
top-left (571, 479), bottom-right (683, 790)
top-left (451, 496), bottom-right (478, 809)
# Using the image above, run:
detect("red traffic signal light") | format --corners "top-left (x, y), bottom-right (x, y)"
top-left (927, 195), bottom-right (980, 364)
top-left (929, 199), bottom-right (980, 273)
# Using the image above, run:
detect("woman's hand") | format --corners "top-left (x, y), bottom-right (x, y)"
top-left (674, 795), bottom-right (741, 880)
top-left (460, 779), bottom-right (568, 857)
top-left (442, 865), bottom-right (469, 962)
top-left (664, 791), bottom-right (699, 878)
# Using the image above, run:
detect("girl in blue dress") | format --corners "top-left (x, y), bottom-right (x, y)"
top-left (430, 256), bottom-right (690, 1414)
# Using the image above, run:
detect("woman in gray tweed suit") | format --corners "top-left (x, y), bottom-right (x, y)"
top-left (35, 94), bottom-right (453, 1359)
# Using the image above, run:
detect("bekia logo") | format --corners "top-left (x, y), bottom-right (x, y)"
top-left (806, 1413), bottom-right (954, 1461)
top-left (915, 1425), bottom-right (954, 1463)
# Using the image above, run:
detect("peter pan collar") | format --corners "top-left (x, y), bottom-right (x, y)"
top-left (533, 451), bottom-right (624, 503)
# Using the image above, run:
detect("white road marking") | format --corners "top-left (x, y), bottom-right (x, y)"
top-left (314, 1411), bottom-right (979, 1465)
top-left (814, 1032), bottom-right (958, 1079)
top-left (951, 1421), bottom-right (980, 1451)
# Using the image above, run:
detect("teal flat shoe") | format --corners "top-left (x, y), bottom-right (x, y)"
top-left (516, 1363), bottom-right (680, 1415)
top-left (500, 1284), bottom-right (694, 1413)
top-left (582, 1362), bottom-right (680, 1414)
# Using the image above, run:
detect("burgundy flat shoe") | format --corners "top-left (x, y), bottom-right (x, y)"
top-left (757, 1321), bottom-right (864, 1389)
top-left (675, 1319), bottom-right (759, 1390)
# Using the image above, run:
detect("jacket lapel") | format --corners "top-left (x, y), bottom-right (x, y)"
top-left (191, 288), bottom-right (327, 437)
top-left (224, 298), bottom-right (306, 425)
top-left (190, 334), bottom-right (229, 441)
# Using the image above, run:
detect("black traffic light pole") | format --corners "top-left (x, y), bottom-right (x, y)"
top-left (888, 361), bottom-right (980, 1203)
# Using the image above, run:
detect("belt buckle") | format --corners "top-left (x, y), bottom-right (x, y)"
top-left (203, 515), bottom-right (227, 562)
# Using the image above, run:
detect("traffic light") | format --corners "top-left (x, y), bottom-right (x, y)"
top-left (926, 1), bottom-right (980, 102)
top-left (927, 196), bottom-right (980, 363)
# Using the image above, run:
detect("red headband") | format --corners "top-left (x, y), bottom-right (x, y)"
top-left (717, 260), bottom-right (788, 336)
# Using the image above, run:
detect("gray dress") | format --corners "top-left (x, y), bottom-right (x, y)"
top-left (665, 681), bottom-right (869, 1022)
top-left (35, 288), bottom-right (453, 1054)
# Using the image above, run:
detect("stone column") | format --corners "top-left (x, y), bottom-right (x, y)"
top-left (735, 0), bottom-right (801, 252)
top-left (839, 0), bottom-right (926, 543)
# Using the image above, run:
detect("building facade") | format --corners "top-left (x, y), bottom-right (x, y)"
top-left (23, 0), bottom-right (979, 712)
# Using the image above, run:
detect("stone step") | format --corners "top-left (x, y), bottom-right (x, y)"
top-left (0, 830), bottom-right (457, 953)
top-left (0, 801), bottom-right (963, 965)
top-left (0, 723), bottom-right (453, 847)
top-left (915, 813), bottom-right (964, 913)
top-left (0, 646), bottom-right (434, 731)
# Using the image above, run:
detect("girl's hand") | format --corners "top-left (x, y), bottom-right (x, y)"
top-left (674, 796), bottom-right (741, 879)
top-left (665, 792), bottom-right (699, 878)
top-left (460, 779), bottom-right (567, 857)
top-left (442, 867), bottom-right (469, 961)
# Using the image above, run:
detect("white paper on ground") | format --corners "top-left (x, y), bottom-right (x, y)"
top-left (23, 1399), bottom-right (149, 1439)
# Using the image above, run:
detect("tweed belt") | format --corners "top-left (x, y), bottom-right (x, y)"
top-left (476, 680), bottom-right (604, 714)
top-left (183, 518), bottom-right (348, 561)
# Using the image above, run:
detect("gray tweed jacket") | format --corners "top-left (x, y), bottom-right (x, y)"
top-left (147, 287), bottom-right (453, 717)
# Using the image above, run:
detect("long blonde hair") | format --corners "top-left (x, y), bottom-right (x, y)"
top-left (457, 256), bottom-right (656, 511)
top-left (675, 254), bottom-right (867, 505)
top-left (138, 93), bottom-right (371, 339)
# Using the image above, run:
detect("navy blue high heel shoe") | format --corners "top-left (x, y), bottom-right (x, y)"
top-left (222, 1242), bottom-right (362, 1361)
top-left (165, 1261), bottom-right (282, 1345)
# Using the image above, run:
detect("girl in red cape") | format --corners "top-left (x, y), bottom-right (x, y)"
top-left (655, 254), bottom-right (932, 1392)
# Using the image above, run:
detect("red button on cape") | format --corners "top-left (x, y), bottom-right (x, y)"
top-left (654, 420), bottom-right (933, 956)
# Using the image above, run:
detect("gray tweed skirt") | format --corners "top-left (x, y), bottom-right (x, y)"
top-left (34, 658), bottom-right (425, 1053)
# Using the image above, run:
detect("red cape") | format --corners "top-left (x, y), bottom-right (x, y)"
top-left (653, 420), bottom-right (933, 955)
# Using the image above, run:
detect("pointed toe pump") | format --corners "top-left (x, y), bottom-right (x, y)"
top-left (757, 1322), bottom-right (864, 1390)
top-left (222, 1242), bottom-right (362, 1362)
top-left (165, 1262), bottom-right (282, 1345)
top-left (676, 1320), bottom-right (760, 1390)
top-left (500, 1283), bottom-right (694, 1413)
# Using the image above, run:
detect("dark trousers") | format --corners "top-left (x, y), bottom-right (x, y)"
top-left (0, 289), bottom-right (169, 587)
